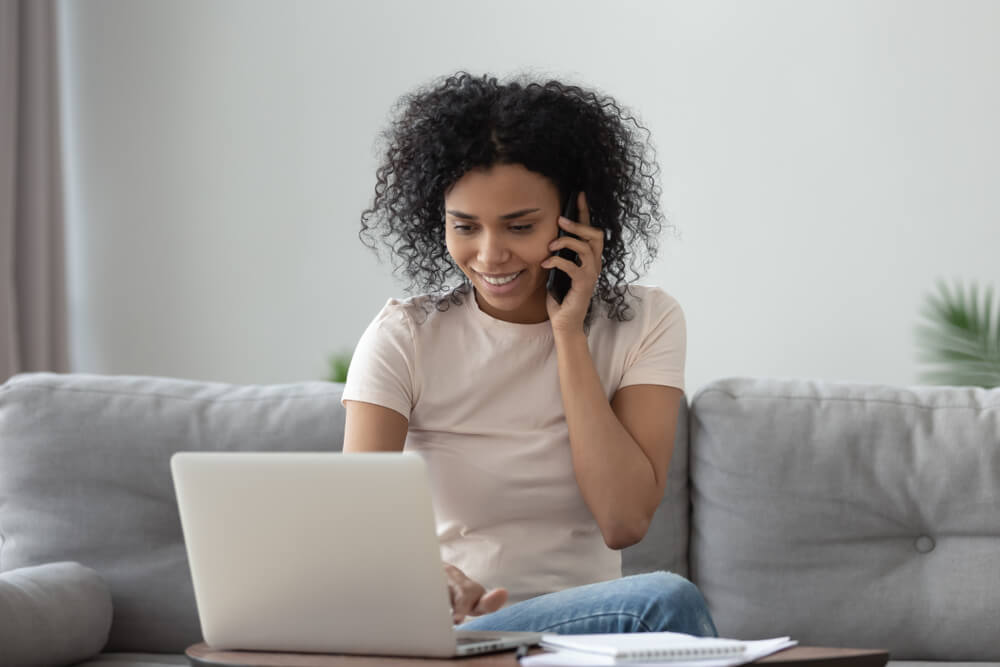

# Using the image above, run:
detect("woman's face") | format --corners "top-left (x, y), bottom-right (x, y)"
top-left (444, 163), bottom-right (561, 324)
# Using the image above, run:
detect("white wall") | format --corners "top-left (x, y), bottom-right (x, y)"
top-left (60, 0), bottom-right (1000, 395)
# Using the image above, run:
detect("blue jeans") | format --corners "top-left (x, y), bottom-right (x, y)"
top-left (457, 571), bottom-right (718, 636)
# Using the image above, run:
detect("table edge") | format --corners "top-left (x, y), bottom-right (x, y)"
top-left (186, 642), bottom-right (891, 667)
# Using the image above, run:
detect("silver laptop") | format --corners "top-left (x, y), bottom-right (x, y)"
top-left (170, 451), bottom-right (540, 657)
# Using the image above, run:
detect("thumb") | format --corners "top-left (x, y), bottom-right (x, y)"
top-left (472, 587), bottom-right (508, 616)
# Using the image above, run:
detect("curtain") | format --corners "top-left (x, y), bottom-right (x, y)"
top-left (0, 0), bottom-right (68, 382)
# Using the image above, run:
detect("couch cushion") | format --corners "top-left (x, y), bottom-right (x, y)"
top-left (0, 561), bottom-right (112, 666)
top-left (689, 378), bottom-right (1000, 660)
top-left (0, 373), bottom-right (346, 654)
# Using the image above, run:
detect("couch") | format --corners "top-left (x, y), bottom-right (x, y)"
top-left (0, 372), bottom-right (997, 667)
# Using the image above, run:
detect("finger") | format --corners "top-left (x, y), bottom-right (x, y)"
top-left (452, 582), bottom-right (486, 622)
top-left (558, 216), bottom-right (604, 245)
top-left (471, 587), bottom-right (508, 616)
top-left (444, 563), bottom-right (476, 622)
top-left (545, 241), bottom-right (601, 271)
top-left (543, 256), bottom-right (596, 282)
top-left (578, 191), bottom-right (591, 227)
top-left (552, 224), bottom-right (604, 264)
top-left (448, 581), bottom-right (464, 623)
top-left (549, 234), bottom-right (597, 259)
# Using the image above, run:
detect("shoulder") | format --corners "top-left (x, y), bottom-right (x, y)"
top-left (373, 295), bottom-right (422, 323)
top-left (359, 298), bottom-right (414, 344)
top-left (595, 285), bottom-right (687, 390)
top-left (623, 284), bottom-right (683, 319)
top-left (368, 289), bottom-right (469, 338)
top-left (592, 284), bottom-right (684, 329)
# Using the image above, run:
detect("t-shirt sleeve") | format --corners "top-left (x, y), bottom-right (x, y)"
top-left (619, 288), bottom-right (687, 392)
top-left (341, 299), bottom-right (417, 420)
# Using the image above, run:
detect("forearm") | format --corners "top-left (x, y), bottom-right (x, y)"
top-left (554, 330), bottom-right (661, 549)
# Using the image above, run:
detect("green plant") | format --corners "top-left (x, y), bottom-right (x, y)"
top-left (915, 279), bottom-right (1000, 388)
top-left (326, 351), bottom-right (352, 384)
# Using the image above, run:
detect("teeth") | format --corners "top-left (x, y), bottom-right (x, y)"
top-left (481, 272), bottom-right (520, 286)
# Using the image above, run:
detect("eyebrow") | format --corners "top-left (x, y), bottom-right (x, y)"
top-left (445, 208), bottom-right (542, 221)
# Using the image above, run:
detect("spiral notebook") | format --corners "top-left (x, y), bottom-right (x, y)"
top-left (540, 632), bottom-right (745, 661)
top-left (528, 634), bottom-right (796, 666)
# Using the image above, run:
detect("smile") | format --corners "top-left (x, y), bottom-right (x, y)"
top-left (478, 271), bottom-right (522, 286)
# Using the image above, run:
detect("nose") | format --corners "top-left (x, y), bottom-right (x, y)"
top-left (476, 229), bottom-right (510, 266)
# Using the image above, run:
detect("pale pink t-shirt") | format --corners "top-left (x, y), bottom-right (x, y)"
top-left (341, 284), bottom-right (686, 604)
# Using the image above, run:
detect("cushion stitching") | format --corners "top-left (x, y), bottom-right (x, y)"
top-left (693, 388), bottom-right (1000, 411)
top-left (0, 383), bottom-right (343, 404)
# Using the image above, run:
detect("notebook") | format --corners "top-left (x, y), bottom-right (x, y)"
top-left (170, 451), bottom-right (541, 658)
top-left (540, 632), bottom-right (746, 661)
top-left (529, 634), bottom-right (797, 666)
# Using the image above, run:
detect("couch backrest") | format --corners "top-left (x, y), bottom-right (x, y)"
top-left (0, 373), bottom-right (346, 653)
top-left (689, 377), bottom-right (1000, 660)
top-left (0, 372), bottom-right (689, 654)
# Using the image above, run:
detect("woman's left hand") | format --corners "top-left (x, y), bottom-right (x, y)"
top-left (543, 192), bottom-right (603, 334)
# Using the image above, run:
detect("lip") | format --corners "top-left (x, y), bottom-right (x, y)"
top-left (475, 270), bottom-right (524, 295)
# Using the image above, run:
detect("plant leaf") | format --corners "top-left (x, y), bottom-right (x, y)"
top-left (915, 278), bottom-right (1000, 388)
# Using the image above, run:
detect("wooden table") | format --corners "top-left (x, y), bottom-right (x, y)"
top-left (187, 643), bottom-right (890, 667)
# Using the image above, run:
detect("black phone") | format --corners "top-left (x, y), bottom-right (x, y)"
top-left (546, 192), bottom-right (581, 304)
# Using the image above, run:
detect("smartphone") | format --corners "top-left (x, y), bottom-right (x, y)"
top-left (546, 192), bottom-right (581, 304)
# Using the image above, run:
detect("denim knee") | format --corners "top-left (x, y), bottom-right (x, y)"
top-left (458, 571), bottom-right (718, 636)
top-left (636, 571), bottom-right (718, 637)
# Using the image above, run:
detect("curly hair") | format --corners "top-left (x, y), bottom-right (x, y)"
top-left (360, 71), bottom-right (667, 324)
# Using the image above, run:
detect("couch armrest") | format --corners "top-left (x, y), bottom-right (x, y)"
top-left (0, 561), bottom-right (112, 667)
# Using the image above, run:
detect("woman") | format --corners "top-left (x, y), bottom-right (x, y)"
top-left (342, 71), bottom-right (717, 637)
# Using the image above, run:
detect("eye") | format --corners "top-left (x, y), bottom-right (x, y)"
top-left (451, 224), bottom-right (475, 233)
top-left (510, 224), bottom-right (534, 233)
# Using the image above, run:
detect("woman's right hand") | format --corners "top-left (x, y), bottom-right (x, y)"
top-left (444, 562), bottom-right (508, 624)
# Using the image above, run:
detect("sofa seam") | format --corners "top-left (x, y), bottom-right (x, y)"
top-left (692, 388), bottom-right (1000, 412)
top-left (0, 382), bottom-right (343, 404)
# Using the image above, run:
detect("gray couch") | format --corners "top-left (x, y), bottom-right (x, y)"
top-left (0, 372), bottom-right (997, 667)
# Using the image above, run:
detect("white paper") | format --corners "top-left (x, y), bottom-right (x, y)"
top-left (520, 637), bottom-right (797, 667)
top-left (540, 631), bottom-right (748, 658)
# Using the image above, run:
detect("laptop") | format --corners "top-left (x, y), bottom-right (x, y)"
top-left (170, 451), bottom-right (541, 658)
